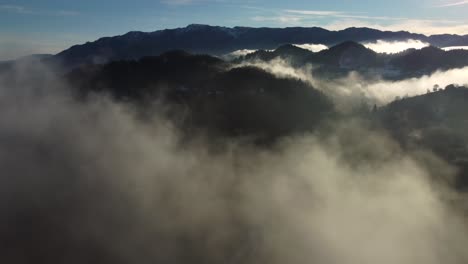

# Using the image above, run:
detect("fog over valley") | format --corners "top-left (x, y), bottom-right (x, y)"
top-left (1, 7), bottom-right (468, 263)
top-left (1, 59), bottom-right (468, 263)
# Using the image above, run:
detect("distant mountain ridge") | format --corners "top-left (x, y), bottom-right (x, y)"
top-left (51, 24), bottom-right (468, 68)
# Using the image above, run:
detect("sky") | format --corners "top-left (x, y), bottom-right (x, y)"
top-left (1, 0), bottom-right (468, 60)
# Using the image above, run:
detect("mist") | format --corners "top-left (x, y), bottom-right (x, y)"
top-left (314, 66), bottom-right (468, 108)
top-left (0, 41), bottom-right (40, 61)
top-left (292, 43), bottom-right (328, 52)
top-left (443, 46), bottom-right (468, 51)
top-left (363, 39), bottom-right (429, 54)
top-left (223, 44), bottom-right (328, 60)
top-left (1, 60), bottom-right (467, 264)
top-left (237, 58), bottom-right (468, 109)
top-left (223, 49), bottom-right (257, 60)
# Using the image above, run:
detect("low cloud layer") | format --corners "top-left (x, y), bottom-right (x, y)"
top-left (0, 61), bottom-right (467, 264)
top-left (443, 46), bottom-right (468, 51)
top-left (292, 43), bottom-right (328, 52)
top-left (345, 67), bottom-right (468, 102)
top-left (223, 44), bottom-right (327, 60)
top-left (223, 49), bottom-right (257, 60)
top-left (238, 58), bottom-right (468, 110)
top-left (363, 39), bottom-right (430, 54)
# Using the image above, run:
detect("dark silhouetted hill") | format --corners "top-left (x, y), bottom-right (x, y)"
top-left (390, 46), bottom-right (468, 72)
top-left (377, 85), bottom-right (468, 189)
top-left (68, 51), bottom-right (334, 140)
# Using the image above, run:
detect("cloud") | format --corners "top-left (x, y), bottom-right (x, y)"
top-left (443, 46), bottom-right (468, 50)
top-left (438, 0), bottom-right (468, 7)
top-left (363, 39), bottom-right (430, 54)
top-left (251, 15), bottom-right (304, 24)
top-left (223, 49), bottom-right (257, 60)
top-left (292, 43), bottom-right (328, 52)
top-left (329, 67), bottom-right (468, 105)
top-left (237, 58), bottom-right (468, 109)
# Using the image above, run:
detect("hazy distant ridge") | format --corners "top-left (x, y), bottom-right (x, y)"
top-left (53, 24), bottom-right (468, 67)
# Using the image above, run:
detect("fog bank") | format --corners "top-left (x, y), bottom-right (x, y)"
top-left (364, 39), bottom-right (429, 54)
top-left (443, 46), bottom-right (468, 51)
top-left (238, 58), bottom-right (468, 109)
top-left (223, 49), bottom-right (257, 60)
top-left (0, 61), bottom-right (467, 264)
top-left (292, 43), bottom-right (328, 52)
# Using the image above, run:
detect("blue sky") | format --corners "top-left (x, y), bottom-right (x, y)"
top-left (1, 0), bottom-right (468, 60)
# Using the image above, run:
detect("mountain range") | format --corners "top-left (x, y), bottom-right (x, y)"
top-left (50, 24), bottom-right (468, 68)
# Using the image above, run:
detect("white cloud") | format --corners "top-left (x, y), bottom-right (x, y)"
top-left (230, 49), bottom-right (257, 56)
top-left (293, 44), bottom-right (328, 52)
top-left (363, 40), bottom-right (430, 54)
top-left (222, 49), bottom-right (257, 60)
top-left (252, 15), bottom-right (303, 24)
top-left (237, 58), bottom-right (468, 108)
top-left (1, 54), bottom-right (468, 264)
top-left (438, 0), bottom-right (468, 7)
top-left (442, 46), bottom-right (468, 51)
top-left (340, 67), bottom-right (468, 104)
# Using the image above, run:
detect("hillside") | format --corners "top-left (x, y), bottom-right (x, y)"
top-left (377, 85), bottom-right (468, 189)
top-left (67, 51), bottom-right (334, 140)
